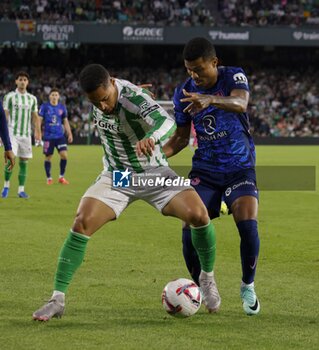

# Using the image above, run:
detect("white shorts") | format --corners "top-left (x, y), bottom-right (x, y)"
top-left (82, 167), bottom-right (193, 218)
top-left (10, 133), bottom-right (32, 158)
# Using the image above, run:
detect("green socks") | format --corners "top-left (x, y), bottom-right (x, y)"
top-left (191, 222), bottom-right (216, 273)
top-left (54, 230), bottom-right (89, 293)
top-left (4, 161), bottom-right (12, 181)
top-left (18, 160), bottom-right (28, 186)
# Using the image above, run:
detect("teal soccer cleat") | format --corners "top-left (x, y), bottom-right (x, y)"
top-left (240, 283), bottom-right (260, 315)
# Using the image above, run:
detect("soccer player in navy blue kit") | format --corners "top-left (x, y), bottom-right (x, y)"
top-left (164, 37), bottom-right (260, 315)
top-left (0, 101), bottom-right (15, 171)
top-left (38, 88), bottom-right (73, 185)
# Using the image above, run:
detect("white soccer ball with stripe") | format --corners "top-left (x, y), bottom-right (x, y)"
top-left (162, 278), bottom-right (202, 317)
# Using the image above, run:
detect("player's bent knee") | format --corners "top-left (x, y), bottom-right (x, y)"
top-left (72, 214), bottom-right (92, 236)
top-left (184, 207), bottom-right (209, 227)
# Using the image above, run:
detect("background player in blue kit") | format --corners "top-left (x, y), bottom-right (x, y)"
top-left (0, 101), bottom-right (15, 170)
top-left (164, 37), bottom-right (260, 315)
top-left (39, 88), bottom-right (73, 185)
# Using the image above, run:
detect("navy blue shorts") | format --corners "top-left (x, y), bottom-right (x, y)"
top-left (189, 168), bottom-right (258, 219)
top-left (43, 136), bottom-right (67, 156)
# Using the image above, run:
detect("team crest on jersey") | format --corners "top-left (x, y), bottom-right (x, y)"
top-left (122, 87), bottom-right (136, 98)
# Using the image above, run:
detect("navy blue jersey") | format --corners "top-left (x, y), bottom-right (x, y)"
top-left (174, 66), bottom-right (255, 173)
top-left (39, 102), bottom-right (67, 140)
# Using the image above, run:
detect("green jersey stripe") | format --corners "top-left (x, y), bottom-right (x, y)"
top-left (20, 95), bottom-right (26, 136)
top-left (92, 79), bottom-right (174, 172)
top-left (101, 130), bottom-right (123, 170)
top-left (13, 94), bottom-right (19, 135)
top-left (123, 109), bottom-right (146, 140)
top-left (118, 131), bottom-right (144, 172)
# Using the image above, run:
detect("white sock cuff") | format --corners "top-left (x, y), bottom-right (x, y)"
top-left (52, 290), bottom-right (65, 299)
top-left (70, 229), bottom-right (90, 240)
top-left (190, 221), bottom-right (211, 230)
top-left (241, 281), bottom-right (254, 288)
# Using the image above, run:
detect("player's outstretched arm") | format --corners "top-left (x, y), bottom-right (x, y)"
top-left (162, 125), bottom-right (191, 158)
top-left (181, 89), bottom-right (249, 114)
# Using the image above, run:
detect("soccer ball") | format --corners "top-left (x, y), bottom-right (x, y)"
top-left (161, 278), bottom-right (202, 317)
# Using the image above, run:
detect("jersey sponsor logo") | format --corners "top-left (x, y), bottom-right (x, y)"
top-left (93, 110), bottom-right (122, 133)
top-left (14, 103), bottom-right (30, 110)
top-left (233, 73), bottom-right (248, 85)
top-left (225, 180), bottom-right (256, 196)
top-left (202, 115), bottom-right (216, 135)
top-left (200, 114), bottom-right (228, 141)
top-left (198, 131), bottom-right (228, 142)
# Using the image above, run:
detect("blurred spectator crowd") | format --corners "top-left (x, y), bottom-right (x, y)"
top-left (1, 0), bottom-right (319, 27)
top-left (218, 0), bottom-right (319, 27)
top-left (1, 65), bottom-right (318, 138)
top-left (0, 0), bottom-right (214, 26)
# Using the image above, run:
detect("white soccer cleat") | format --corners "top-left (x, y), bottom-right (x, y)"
top-left (33, 295), bottom-right (65, 322)
top-left (199, 270), bottom-right (221, 313)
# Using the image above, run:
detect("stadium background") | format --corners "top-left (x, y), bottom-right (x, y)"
top-left (0, 1), bottom-right (318, 350)
top-left (0, 0), bottom-right (318, 145)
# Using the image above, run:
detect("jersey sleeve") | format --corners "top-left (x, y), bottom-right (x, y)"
top-left (2, 93), bottom-right (12, 111)
top-left (31, 95), bottom-right (38, 113)
top-left (226, 67), bottom-right (250, 93)
top-left (173, 86), bottom-right (191, 126)
top-left (133, 91), bottom-right (176, 143)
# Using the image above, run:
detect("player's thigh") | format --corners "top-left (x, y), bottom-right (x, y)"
top-left (162, 188), bottom-right (209, 226)
top-left (231, 196), bottom-right (258, 223)
top-left (43, 140), bottom-right (54, 156)
top-left (192, 181), bottom-right (222, 219)
top-left (17, 136), bottom-right (32, 158)
top-left (80, 172), bottom-right (132, 228)
top-left (72, 197), bottom-right (116, 236)
top-left (57, 137), bottom-right (67, 158)
top-left (9, 136), bottom-right (18, 157)
top-left (223, 171), bottom-right (259, 223)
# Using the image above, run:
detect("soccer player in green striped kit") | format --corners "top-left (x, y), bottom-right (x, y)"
top-left (33, 64), bottom-right (221, 321)
top-left (1, 71), bottom-right (41, 198)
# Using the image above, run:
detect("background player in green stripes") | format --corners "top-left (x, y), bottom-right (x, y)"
top-left (33, 64), bottom-right (220, 321)
top-left (1, 71), bottom-right (42, 198)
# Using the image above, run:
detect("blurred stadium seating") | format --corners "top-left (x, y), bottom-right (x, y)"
top-left (0, 1), bottom-right (318, 142)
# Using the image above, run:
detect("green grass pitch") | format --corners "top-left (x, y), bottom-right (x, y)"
top-left (0, 145), bottom-right (318, 350)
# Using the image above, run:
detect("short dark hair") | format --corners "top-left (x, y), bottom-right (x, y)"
top-left (49, 88), bottom-right (59, 95)
top-left (183, 37), bottom-right (216, 61)
top-left (15, 71), bottom-right (30, 80)
top-left (79, 64), bottom-right (110, 93)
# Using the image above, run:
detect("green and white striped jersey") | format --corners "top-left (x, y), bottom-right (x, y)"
top-left (3, 89), bottom-right (38, 137)
top-left (93, 79), bottom-right (176, 173)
